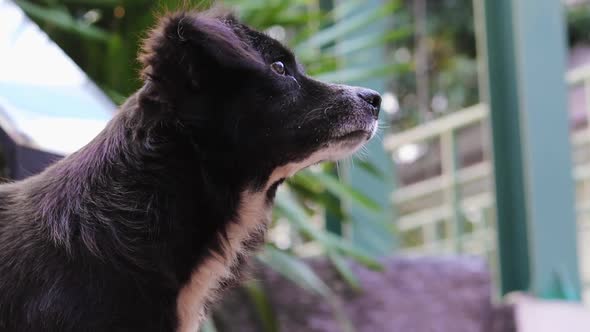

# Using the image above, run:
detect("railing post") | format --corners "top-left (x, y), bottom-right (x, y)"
top-left (440, 130), bottom-right (463, 252)
top-left (584, 80), bottom-right (590, 141)
top-left (480, 0), bottom-right (581, 299)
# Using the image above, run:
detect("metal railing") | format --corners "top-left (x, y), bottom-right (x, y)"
top-left (384, 65), bottom-right (590, 302)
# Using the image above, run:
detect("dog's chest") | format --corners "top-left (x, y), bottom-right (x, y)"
top-left (175, 191), bottom-right (271, 332)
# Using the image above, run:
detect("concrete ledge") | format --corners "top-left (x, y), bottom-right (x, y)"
top-left (510, 294), bottom-right (590, 332)
top-left (214, 256), bottom-right (498, 332)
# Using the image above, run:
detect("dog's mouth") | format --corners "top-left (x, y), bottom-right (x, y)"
top-left (331, 120), bottom-right (378, 143)
top-left (266, 119), bottom-right (378, 184)
top-left (312, 119), bottom-right (378, 162)
top-left (334, 129), bottom-right (371, 142)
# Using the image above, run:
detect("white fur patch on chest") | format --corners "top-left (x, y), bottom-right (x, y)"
top-left (175, 190), bottom-right (271, 332)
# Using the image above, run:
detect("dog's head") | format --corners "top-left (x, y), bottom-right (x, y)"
top-left (139, 10), bottom-right (381, 189)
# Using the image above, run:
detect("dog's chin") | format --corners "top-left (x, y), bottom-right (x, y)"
top-left (264, 120), bottom-right (378, 188)
top-left (332, 118), bottom-right (377, 141)
top-left (297, 119), bottom-right (379, 165)
top-left (323, 119), bottom-right (378, 161)
top-left (331, 118), bottom-right (377, 140)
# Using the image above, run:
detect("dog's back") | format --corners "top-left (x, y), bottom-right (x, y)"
top-left (0, 126), bottom-right (181, 331)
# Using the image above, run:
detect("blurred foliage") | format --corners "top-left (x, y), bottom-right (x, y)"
top-left (387, 0), bottom-right (479, 131)
top-left (568, 1), bottom-right (590, 46)
top-left (15, 0), bottom-right (400, 330)
top-left (390, 0), bottom-right (590, 131)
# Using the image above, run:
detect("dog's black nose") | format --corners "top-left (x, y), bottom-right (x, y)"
top-left (358, 89), bottom-right (381, 118)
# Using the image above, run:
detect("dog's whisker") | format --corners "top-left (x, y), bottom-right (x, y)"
top-left (335, 161), bottom-right (342, 179)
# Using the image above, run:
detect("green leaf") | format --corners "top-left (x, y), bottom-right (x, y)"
top-left (199, 317), bottom-right (218, 332)
top-left (15, 0), bottom-right (112, 42)
top-left (243, 281), bottom-right (280, 332)
top-left (59, 0), bottom-right (120, 6)
top-left (331, 0), bottom-right (365, 19)
top-left (273, 190), bottom-right (382, 271)
top-left (234, 0), bottom-right (316, 29)
top-left (301, 28), bottom-right (411, 61)
top-left (258, 245), bottom-right (331, 297)
top-left (313, 63), bottom-right (411, 84)
top-left (301, 170), bottom-right (381, 213)
top-left (322, 233), bottom-right (383, 271)
top-left (273, 190), bottom-right (321, 237)
top-left (290, 0), bottom-right (363, 46)
top-left (328, 251), bottom-right (362, 292)
top-left (353, 159), bottom-right (385, 179)
top-left (258, 246), bottom-right (357, 332)
top-left (294, 0), bottom-right (400, 51)
top-left (100, 86), bottom-right (126, 105)
top-left (286, 180), bottom-right (344, 219)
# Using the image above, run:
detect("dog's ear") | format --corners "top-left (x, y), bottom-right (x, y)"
top-left (139, 11), bottom-right (263, 94)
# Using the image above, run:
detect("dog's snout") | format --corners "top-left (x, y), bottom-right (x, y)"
top-left (357, 89), bottom-right (381, 118)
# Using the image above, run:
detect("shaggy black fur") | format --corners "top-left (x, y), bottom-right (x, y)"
top-left (0, 9), bottom-right (381, 331)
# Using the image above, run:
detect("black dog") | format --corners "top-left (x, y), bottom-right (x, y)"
top-left (0, 10), bottom-right (381, 332)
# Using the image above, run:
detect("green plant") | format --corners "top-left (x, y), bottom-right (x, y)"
top-left (15, 0), bottom-right (401, 329)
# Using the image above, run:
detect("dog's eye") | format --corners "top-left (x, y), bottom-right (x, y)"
top-left (271, 61), bottom-right (286, 75)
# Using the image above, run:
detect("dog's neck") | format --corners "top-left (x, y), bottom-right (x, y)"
top-left (30, 92), bottom-right (274, 267)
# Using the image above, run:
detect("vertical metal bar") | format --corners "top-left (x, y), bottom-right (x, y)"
top-left (423, 223), bottom-right (437, 252)
top-left (584, 80), bottom-right (590, 139)
top-left (472, 0), bottom-right (489, 104)
top-left (472, 0), bottom-right (494, 174)
top-left (413, 0), bottom-right (429, 118)
top-left (482, 0), bottom-right (581, 299)
top-left (441, 131), bottom-right (462, 252)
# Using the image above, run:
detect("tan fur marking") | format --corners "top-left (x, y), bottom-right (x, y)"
top-left (175, 137), bottom-right (372, 332)
top-left (176, 191), bottom-right (269, 332)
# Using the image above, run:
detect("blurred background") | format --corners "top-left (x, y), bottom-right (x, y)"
top-left (2, 0), bottom-right (590, 331)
